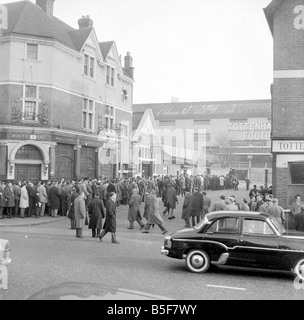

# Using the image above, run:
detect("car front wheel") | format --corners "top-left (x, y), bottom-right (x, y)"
top-left (294, 258), bottom-right (304, 280)
top-left (185, 250), bottom-right (210, 274)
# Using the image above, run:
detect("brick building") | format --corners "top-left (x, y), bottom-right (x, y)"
top-left (264, 0), bottom-right (304, 208)
top-left (0, 0), bottom-right (134, 182)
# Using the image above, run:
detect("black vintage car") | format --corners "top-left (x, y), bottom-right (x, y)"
top-left (161, 212), bottom-right (304, 279)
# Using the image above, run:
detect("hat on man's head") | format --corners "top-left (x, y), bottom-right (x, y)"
top-left (220, 195), bottom-right (226, 200)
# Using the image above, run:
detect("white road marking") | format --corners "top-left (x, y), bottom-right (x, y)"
top-left (206, 284), bottom-right (247, 291)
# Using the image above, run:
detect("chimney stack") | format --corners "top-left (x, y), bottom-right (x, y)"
top-left (124, 52), bottom-right (135, 80)
top-left (36, 0), bottom-right (55, 16)
top-left (78, 15), bottom-right (94, 29)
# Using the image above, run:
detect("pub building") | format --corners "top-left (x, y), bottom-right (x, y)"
top-left (0, 0), bottom-right (134, 182)
top-left (264, 0), bottom-right (304, 208)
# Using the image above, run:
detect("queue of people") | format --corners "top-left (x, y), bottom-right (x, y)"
top-left (1, 174), bottom-right (304, 240)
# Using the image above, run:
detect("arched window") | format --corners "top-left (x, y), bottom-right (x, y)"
top-left (15, 145), bottom-right (43, 161)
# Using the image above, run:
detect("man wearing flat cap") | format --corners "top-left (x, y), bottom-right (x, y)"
top-left (210, 195), bottom-right (228, 212)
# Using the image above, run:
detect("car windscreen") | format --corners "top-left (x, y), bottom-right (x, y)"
top-left (194, 215), bottom-right (211, 230)
top-left (268, 216), bottom-right (284, 235)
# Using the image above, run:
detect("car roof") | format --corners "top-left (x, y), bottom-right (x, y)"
top-left (206, 211), bottom-right (270, 221)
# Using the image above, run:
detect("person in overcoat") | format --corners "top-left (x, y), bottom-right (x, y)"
top-left (166, 184), bottom-right (178, 220)
top-left (88, 194), bottom-right (105, 238)
top-left (191, 188), bottom-right (204, 226)
top-left (182, 189), bottom-right (193, 228)
top-left (67, 186), bottom-right (79, 230)
top-left (37, 181), bottom-right (48, 217)
top-left (295, 205), bottom-right (304, 232)
top-left (128, 189), bottom-right (145, 230)
top-left (74, 190), bottom-right (86, 238)
top-left (142, 190), bottom-right (167, 234)
top-left (19, 182), bottom-right (29, 218)
top-left (115, 179), bottom-right (123, 206)
top-left (98, 192), bottom-right (119, 244)
top-left (107, 181), bottom-right (117, 200)
top-left (121, 180), bottom-right (129, 205)
top-left (48, 181), bottom-right (61, 218)
top-left (202, 192), bottom-right (211, 218)
top-left (13, 181), bottom-right (21, 218)
top-left (0, 183), bottom-right (7, 219)
top-left (26, 182), bottom-right (36, 218)
top-left (4, 182), bottom-right (15, 218)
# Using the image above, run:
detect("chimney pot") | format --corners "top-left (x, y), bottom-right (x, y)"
top-left (78, 15), bottom-right (94, 29)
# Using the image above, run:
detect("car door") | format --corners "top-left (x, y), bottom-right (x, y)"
top-left (203, 217), bottom-right (242, 264)
top-left (236, 217), bottom-right (281, 268)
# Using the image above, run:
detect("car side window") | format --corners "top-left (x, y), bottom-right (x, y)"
top-left (207, 217), bottom-right (239, 234)
top-left (242, 219), bottom-right (275, 235)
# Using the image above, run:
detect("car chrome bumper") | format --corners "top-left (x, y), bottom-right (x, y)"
top-left (161, 246), bottom-right (169, 256)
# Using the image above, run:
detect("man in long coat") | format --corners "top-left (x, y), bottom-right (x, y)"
top-left (19, 182), bottom-right (29, 218)
top-left (67, 186), bottom-right (79, 230)
top-left (142, 190), bottom-right (167, 234)
top-left (191, 188), bottom-right (204, 226)
top-left (26, 182), bottom-right (36, 218)
top-left (48, 181), bottom-right (61, 218)
top-left (0, 183), bottom-right (7, 219)
top-left (4, 182), bottom-right (15, 219)
top-left (295, 205), bottom-right (304, 232)
top-left (202, 191), bottom-right (211, 218)
top-left (182, 189), bottom-right (193, 228)
top-left (128, 189), bottom-right (145, 230)
top-left (74, 190), bottom-right (86, 238)
top-left (13, 181), bottom-right (21, 218)
top-left (165, 184), bottom-right (178, 220)
top-left (88, 194), bottom-right (105, 238)
top-left (98, 192), bottom-right (119, 244)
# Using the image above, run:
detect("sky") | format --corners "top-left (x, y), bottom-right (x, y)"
top-left (1, 0), bottom-right (274, 104)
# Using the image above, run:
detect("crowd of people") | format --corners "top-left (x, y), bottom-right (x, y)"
top-left (0, 173), bottom-right (303, 241)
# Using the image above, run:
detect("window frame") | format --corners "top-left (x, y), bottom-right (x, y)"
top-left (83, 54), bottom-right (95, 79)
top-left (106, 65), bottom-right (115, 87)
top-left (241, 218), bottom-right (275, 236)
top-left (26, 43), bottom-right (38, 60)
top-left (104, 104), bottom-right (116, 133)
top-left (206, 217), bottom-right (240, 234)
top-left (22, 85), bottom-right (39, 122)
top-left (82, 98), bottom-right (95, 131)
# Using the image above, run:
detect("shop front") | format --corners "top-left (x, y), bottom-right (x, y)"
top-left (272, 140), bottom-right (304, 207)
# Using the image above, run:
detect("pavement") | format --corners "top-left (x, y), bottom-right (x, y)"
top-left (0, 216), bottom-right (66, 228)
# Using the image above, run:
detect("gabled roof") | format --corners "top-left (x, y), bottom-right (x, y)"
top-left (2, 1), bottom-right (92, 51)
top-left (263, 0), bottom-right (285, 35)
top-left (133, 99), bottom-right (271, 121)
top-left (99, 41), bottom-right (114, 61)
top-left (132, 109), bottom-right (161, 145)
top-left (68, 28), bottom-right (93, 51)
